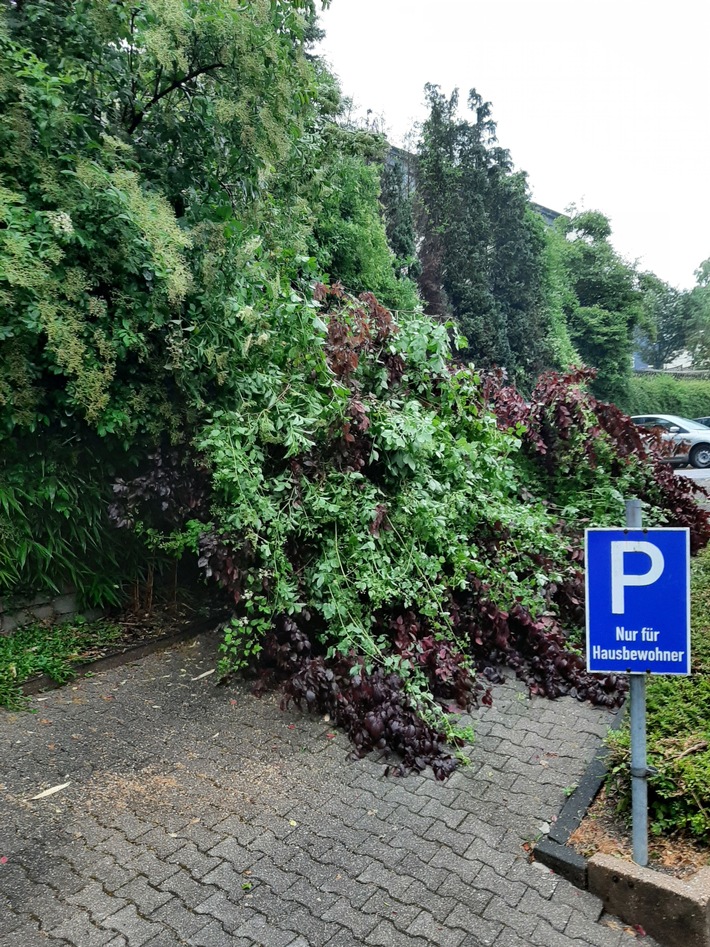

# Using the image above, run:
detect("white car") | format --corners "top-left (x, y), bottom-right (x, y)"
top-left (631, 415), bottom-right (710, 469)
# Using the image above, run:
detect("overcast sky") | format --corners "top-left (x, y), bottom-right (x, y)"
top-left (317, 0), bottom-right (710, 290)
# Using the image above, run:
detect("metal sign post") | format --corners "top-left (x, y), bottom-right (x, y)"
top-left (625, 499), bottom-right (648, 867)
top-left (584, 502), bottom-right (691, 869)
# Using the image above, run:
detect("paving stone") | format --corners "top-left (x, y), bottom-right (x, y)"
top-left (366, 918), bottom-right (429, 946)
top-left (151, 899), bottom-right (212, 939)
top-left (165, 842), bottom-right (222, 881)
top-left (142, 932), bottom-right (185, 947)
top-left (0, 632), bottom-right (661, 947)
top-left (88, 856), bottom-right (138, 894)
top-left (160, 869), bottom-right (219, 909)
top-left (129, 851), bottom-right (181, 886)
top-left (490, 927), bottom-right (531, 947)
top-left (519, 886), bottom-right (572, 932)
top-left (67, 880), bottom-right (128, 922)
top-left (320, 895), bottom-right (381, 937)
top-left (114, 876), bottom-right (174, 916)
top-left (104, 904), bottom-right (164, 946)
top-left (481, 896), bottom-right (537, 937)
top-left (407, 909), bottom-right (468, 945)
top-left (474, 865), bottom-right (528, 907)
top-left (185, 919), bottom-right (238, 946)
top-left (530, 918), bottom-right (589, 947)
top-left (231, 913), bottom-right (298, 946)
top-left (552, 883), bottom-right (604, 922)
top-left (275, 907), bottom-right (342, 947)
top-left (7, 918), bottom-right (73, 947)
top-left (140, 827), bottom-right (188, 858)
top-left (51, 909), bottom-right (118, 946)
top-left (359, 890), bottom-right (422, 931)
top-left (207, 836), bottom-right (256, 871)
top-left (565, 913), bottom-right (625, 947)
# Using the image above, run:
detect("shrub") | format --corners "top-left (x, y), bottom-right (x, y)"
top-left (625, 375), bottom-right (710, 419)
top-left (606, 546), bottom-right (710, 839)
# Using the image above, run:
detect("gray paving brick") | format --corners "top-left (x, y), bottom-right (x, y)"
top-left (552, 883), bottom-right (604, 921)
top-left (160, 869), bottom-right (218, 909)
top-left (490, 927), bottom-right (531, 947)
top-left (207, 836), bottom-right (256, 871)
top-left (565, 914), bottom-right (625, 947)
top-left (481, 896), bottom-right (537, 937)
top-left (185, 919), bottom-right (236, 946)
top-left (152, 899), bottom-right (213, 938)
top-left (266, 907), bottom-right (341, 947)
top-left (320, 895), bottom-right (380, 937)
top-left (104, 904), bottom-right (163, 945)
top-left (519, 885), bottom-right (572, 931)
top-left (231, 913), bottom-right (297, 946)
top-left (140, 827), bottom-right (188, 858)
top-left (114, 876), bottom-right (173, 915)
top-left (7, 918), bottom-right (73, 947)
top-left (366, 918), bottom-right (429, 946)
top-left (474, 865), bottom-right (528, 907)
top-left (166, 842), bottom-right (222, 880)
top-left (407, 909), bottom-right (467, 946)
top-left (67, 880), bottom-right (128, 922)
top-left (531, 918), bottom-right (589, 947)
top-left (0, 631), bottom-right (661, 947)
top-left (51, 909), bottom-right (118, 946)
top-left (142, 933), bottom-right (185, 947)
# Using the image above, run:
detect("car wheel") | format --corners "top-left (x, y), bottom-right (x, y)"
top-left (690, 444), bottom-right (710, 469)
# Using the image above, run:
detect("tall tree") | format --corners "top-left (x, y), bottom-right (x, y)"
top-left (416, 85), bottom-right (553, 386)
top-left (635, 272), bottom-right (686, 368)
top-left (684, 258), bottom-right (710, 368)
top-left (551, 210), bottom-right (642, 403)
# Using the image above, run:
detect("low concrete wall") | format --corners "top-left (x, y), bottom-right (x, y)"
top-left (588, 853), bottom-right (710, 947)
top-left (0, 590), bottom-right (101, 635)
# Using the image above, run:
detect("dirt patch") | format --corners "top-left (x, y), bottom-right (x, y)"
top-left (569, 787), bottom-right (710, 880)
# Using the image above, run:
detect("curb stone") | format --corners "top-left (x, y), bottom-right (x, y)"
top-left (534, 702), bottom-right (626, 877)
top-left (20, 611), bottom-right (229, 698)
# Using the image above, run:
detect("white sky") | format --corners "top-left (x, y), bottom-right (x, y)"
top-left (317, 0), bottom-right (710, 290)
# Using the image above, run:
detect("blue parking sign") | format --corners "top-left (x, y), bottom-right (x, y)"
top-left (585, 528), bottom-right (690, 675)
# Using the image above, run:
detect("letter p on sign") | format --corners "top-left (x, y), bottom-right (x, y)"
top-left (611, 541), bottom-right (664, 614)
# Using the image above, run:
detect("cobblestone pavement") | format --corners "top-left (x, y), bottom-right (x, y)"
top-left (1, 632), bottom-right (658, 947)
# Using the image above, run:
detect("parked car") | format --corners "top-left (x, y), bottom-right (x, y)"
top-left (694, 417), bottom-right (710, 427)
top-left (630, 415), bottom-right (710, 469)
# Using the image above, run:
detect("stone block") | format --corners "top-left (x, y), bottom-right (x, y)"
top-left (53, 593), bottom-right (78, 615)
top-left (588, 853), bottom-right (710, 947)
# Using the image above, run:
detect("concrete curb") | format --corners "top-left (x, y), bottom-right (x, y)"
top-left (589, 854), bottom-right (710, 947)
top-left (533, 706), bottom-right (710, 947)
top-left (21, 611), bottom-right (229, 698)
top-left (534, 704), bottom-right (626, 865)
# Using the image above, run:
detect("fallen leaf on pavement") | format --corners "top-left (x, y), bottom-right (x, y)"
top-left (30, 782), bottom-right (71, 801)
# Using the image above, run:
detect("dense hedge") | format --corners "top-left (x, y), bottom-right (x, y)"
top-left (625, 375), bottom-right (710, 419)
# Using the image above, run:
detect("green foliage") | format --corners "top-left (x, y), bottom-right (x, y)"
top-left (0, 1), bottom-right (414, 605)
top-left (607, 547), bottom-right (710, 839)
top-left (416, 86), bottom-right (554, 387)
top-left (380, 153), bottom-right (420, 281)
top-left (625, 374), bottom-right (710, 418)
top-left (309, 133), bottom-right (420, 312)
top-left (0, 439), bottom-right (144, 605)
top-left (0, 616), bottom-right (121, 710)
top-left (684, 258), bottom-right (710, 369)
top-left (634, 273), bottom-right (686, 369)
top-left (548, 211), bottom-right (643, 404)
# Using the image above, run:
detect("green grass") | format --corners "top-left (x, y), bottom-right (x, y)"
top-left (0, 617), bottom-right (121, 711)
top-left (607, 546), bottom-right (710, 840)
